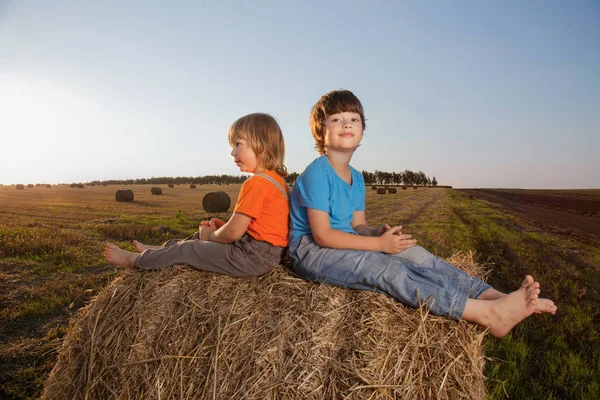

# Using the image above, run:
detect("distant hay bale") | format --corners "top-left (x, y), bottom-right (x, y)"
top-left (388, 187), bottom-right (397, 194)
top-left (376, 188), bottom-right (386, 195)
top-left (16, 184), bottom-right (25, 190)
top-left (42, 252), bottom-right (487, 400)
top-left (46, 184), bottom-right (51, 188)
top-left (190, 184), bottom-right (196, 189)
top-left (27, 184), bottom-right (34, 188)
top-left (151, 187), bottom-right (163, 195)
top-left (102, 183), bottom-right (108, 186)
top-left (77, 184), bottom-right (84, 189)
top-left (202, 191), bottom-right (231, 213)
top-left (371, 186), bottom-right (377, 190)
top-left (115, 189), bottom-right (134, 202)
top-left (413, 186), bottom-right (418, 189)
top-left (402, 186), bottom-right (407, 190)
top-left (168, 184), bottom-right (174, 188)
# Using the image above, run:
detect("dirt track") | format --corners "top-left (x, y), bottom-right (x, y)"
top-left (458, 189), bottom-right (600, 238)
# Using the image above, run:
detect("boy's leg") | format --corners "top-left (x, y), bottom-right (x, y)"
top-left (137, 236), bottom-right (282, 277)
top-left (290, 237), bottom-right (477, 320)
top-left (390, 246), bottom-right (493, 300)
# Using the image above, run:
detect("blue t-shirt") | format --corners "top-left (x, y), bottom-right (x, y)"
top-left (289, 155), bottom-right (366, 244)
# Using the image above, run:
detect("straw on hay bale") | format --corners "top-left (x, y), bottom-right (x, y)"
top-left (190, 184), bottom-right (196, 189)
top-left (151, 187), bottom-right (163, 195)
top-left (203, 191), bottom-right (231, 213)
top-left (115, 189), bottom-right (134, 202)
top-left (43, 252), bottom-right (487, 400)
top-left (388, 187), bottom-right (397, 194)
top-left (376, 188), bottom-right (386, 195)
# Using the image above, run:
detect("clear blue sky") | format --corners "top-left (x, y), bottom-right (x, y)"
top-left (1, 0), bottom-right (598, 188)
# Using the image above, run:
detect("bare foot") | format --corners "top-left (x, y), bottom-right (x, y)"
top-left (104, 242), bottom-right (138, 269)
top-left (133, 240), bottom-right (161, 253)
top-left (487, 278), bottom-right (544, 337)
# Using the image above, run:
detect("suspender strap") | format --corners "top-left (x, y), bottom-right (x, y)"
top-left (254, 173), bottom-right (289, 201)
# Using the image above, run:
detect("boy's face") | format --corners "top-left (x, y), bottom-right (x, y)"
top-left (230, 136), bottom-right (260, 173)
top-left (322, 112), bottom-right (363, 154)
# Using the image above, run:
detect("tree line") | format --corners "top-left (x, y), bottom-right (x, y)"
top-left (87, 169), bottom-right (438, 187)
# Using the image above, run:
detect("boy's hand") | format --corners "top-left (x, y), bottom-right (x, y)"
top-left (374, 224), bottom-right (391, 236)
top-left (209, 218), bottom-right (226, 230)
top-left (198, 226), bottom-right (216, 241)
top-left (378, 226), bottom-right (417, 253)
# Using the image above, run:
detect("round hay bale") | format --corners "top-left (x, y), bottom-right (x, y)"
top-left (70, 183), bottom-right (77, 188)
top-left (77, 184), bottom-right (84, 188)
top-left (190, 184), bottom-right (196, 189)
top-left (371, 186), bottom-right (377, 190)
top-left (16, 184), bottom-right (25, 190)
top-left (42, 252), bottom-right (487, 400)
top-left (168, 184), bottom-right (174, 188)
top-left (102, 183), bottom-right (108, 186)
top-left (27, 184), bottom-right (34, 188)
top-left (402, 186), bottom-right (407, 190)
top-left (115, 189), bottom-right (134, 202)
top-left (151, 187), bottom-right (162, 195)
top-left (202, 191), bottom-right (231, 213)
top-left (388, 187), bottom-right (397, 194)
top-left (376, 188), bottom-right (386, 195)
top-left (413, 186), bottom-right (418, 189)
top-left (45, 184), bottom-right (51, 188)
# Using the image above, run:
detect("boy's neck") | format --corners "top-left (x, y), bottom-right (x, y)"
top-left (325, 151), bottom-right (353, 182)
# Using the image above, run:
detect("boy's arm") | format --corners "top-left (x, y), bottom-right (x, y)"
top-left (352, 210), bottom-right (399, 238)
top-left (351, 210), bottom-right (378, 236)
top-left (308, 209), bottom-right (415, 253)
top-left (202, 212), bottom-right (251, 244)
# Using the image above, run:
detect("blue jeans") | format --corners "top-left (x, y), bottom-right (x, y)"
top-left (288, 235), bottom-right (492, 320)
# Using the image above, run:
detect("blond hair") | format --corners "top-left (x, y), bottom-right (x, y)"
top-left (309, 90), bottom-right (366, 155)
top-left (228, 113), bottom-right (287, 177)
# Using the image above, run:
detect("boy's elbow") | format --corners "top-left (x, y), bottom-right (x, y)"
top-left (311, 230), bottom-right (329, 247)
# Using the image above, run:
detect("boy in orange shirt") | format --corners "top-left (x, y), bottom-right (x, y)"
top-left (104, 113), bottom-right (289, 277)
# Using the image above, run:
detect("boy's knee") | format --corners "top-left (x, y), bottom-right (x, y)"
top-left (394, 245), bottom-right (434, 265)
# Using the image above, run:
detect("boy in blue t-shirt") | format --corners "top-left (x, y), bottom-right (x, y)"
top-left (288, 89), bottom-right (557, 337)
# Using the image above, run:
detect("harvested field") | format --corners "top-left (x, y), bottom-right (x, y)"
top-left (459, 189), bottom-right (600, 237)
top-left (1, 185), bottom-right (599, 399)
top-left (461, 188), bottom-right (600, 217)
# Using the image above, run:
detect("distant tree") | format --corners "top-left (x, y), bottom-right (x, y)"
top-left (432, 176), bottom-right (438, 186)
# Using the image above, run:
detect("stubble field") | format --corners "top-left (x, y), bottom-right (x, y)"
top-left (1, 184), bottom-right (599, 399)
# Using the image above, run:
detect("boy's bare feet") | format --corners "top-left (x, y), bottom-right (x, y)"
top-left (104, 242), bottom-right (138, 269)
top-left (486, 276), bottom-right (556, 337)
top-left (479, 276), bottom-right (557, 315)
top-left (133, 240), bottom-right (161, 253)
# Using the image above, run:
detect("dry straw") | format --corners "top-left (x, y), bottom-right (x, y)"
top-left (43, 252), bottom-right (488, 400)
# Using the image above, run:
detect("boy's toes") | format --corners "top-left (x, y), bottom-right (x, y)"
top-left (535, 299), bottom-right (557, 314)
top-left (526, 286), bottom-right (540, 302)
top-left (521, 275), bottom-right (535, 288)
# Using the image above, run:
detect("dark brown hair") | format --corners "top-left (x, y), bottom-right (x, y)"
top-left (228, 113), bottom-right (287, 177)
top-left (309, 90), bottom-right (366, 155)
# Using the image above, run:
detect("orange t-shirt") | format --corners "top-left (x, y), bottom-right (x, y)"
top-left (234, 170), bottom-right (290, 247)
